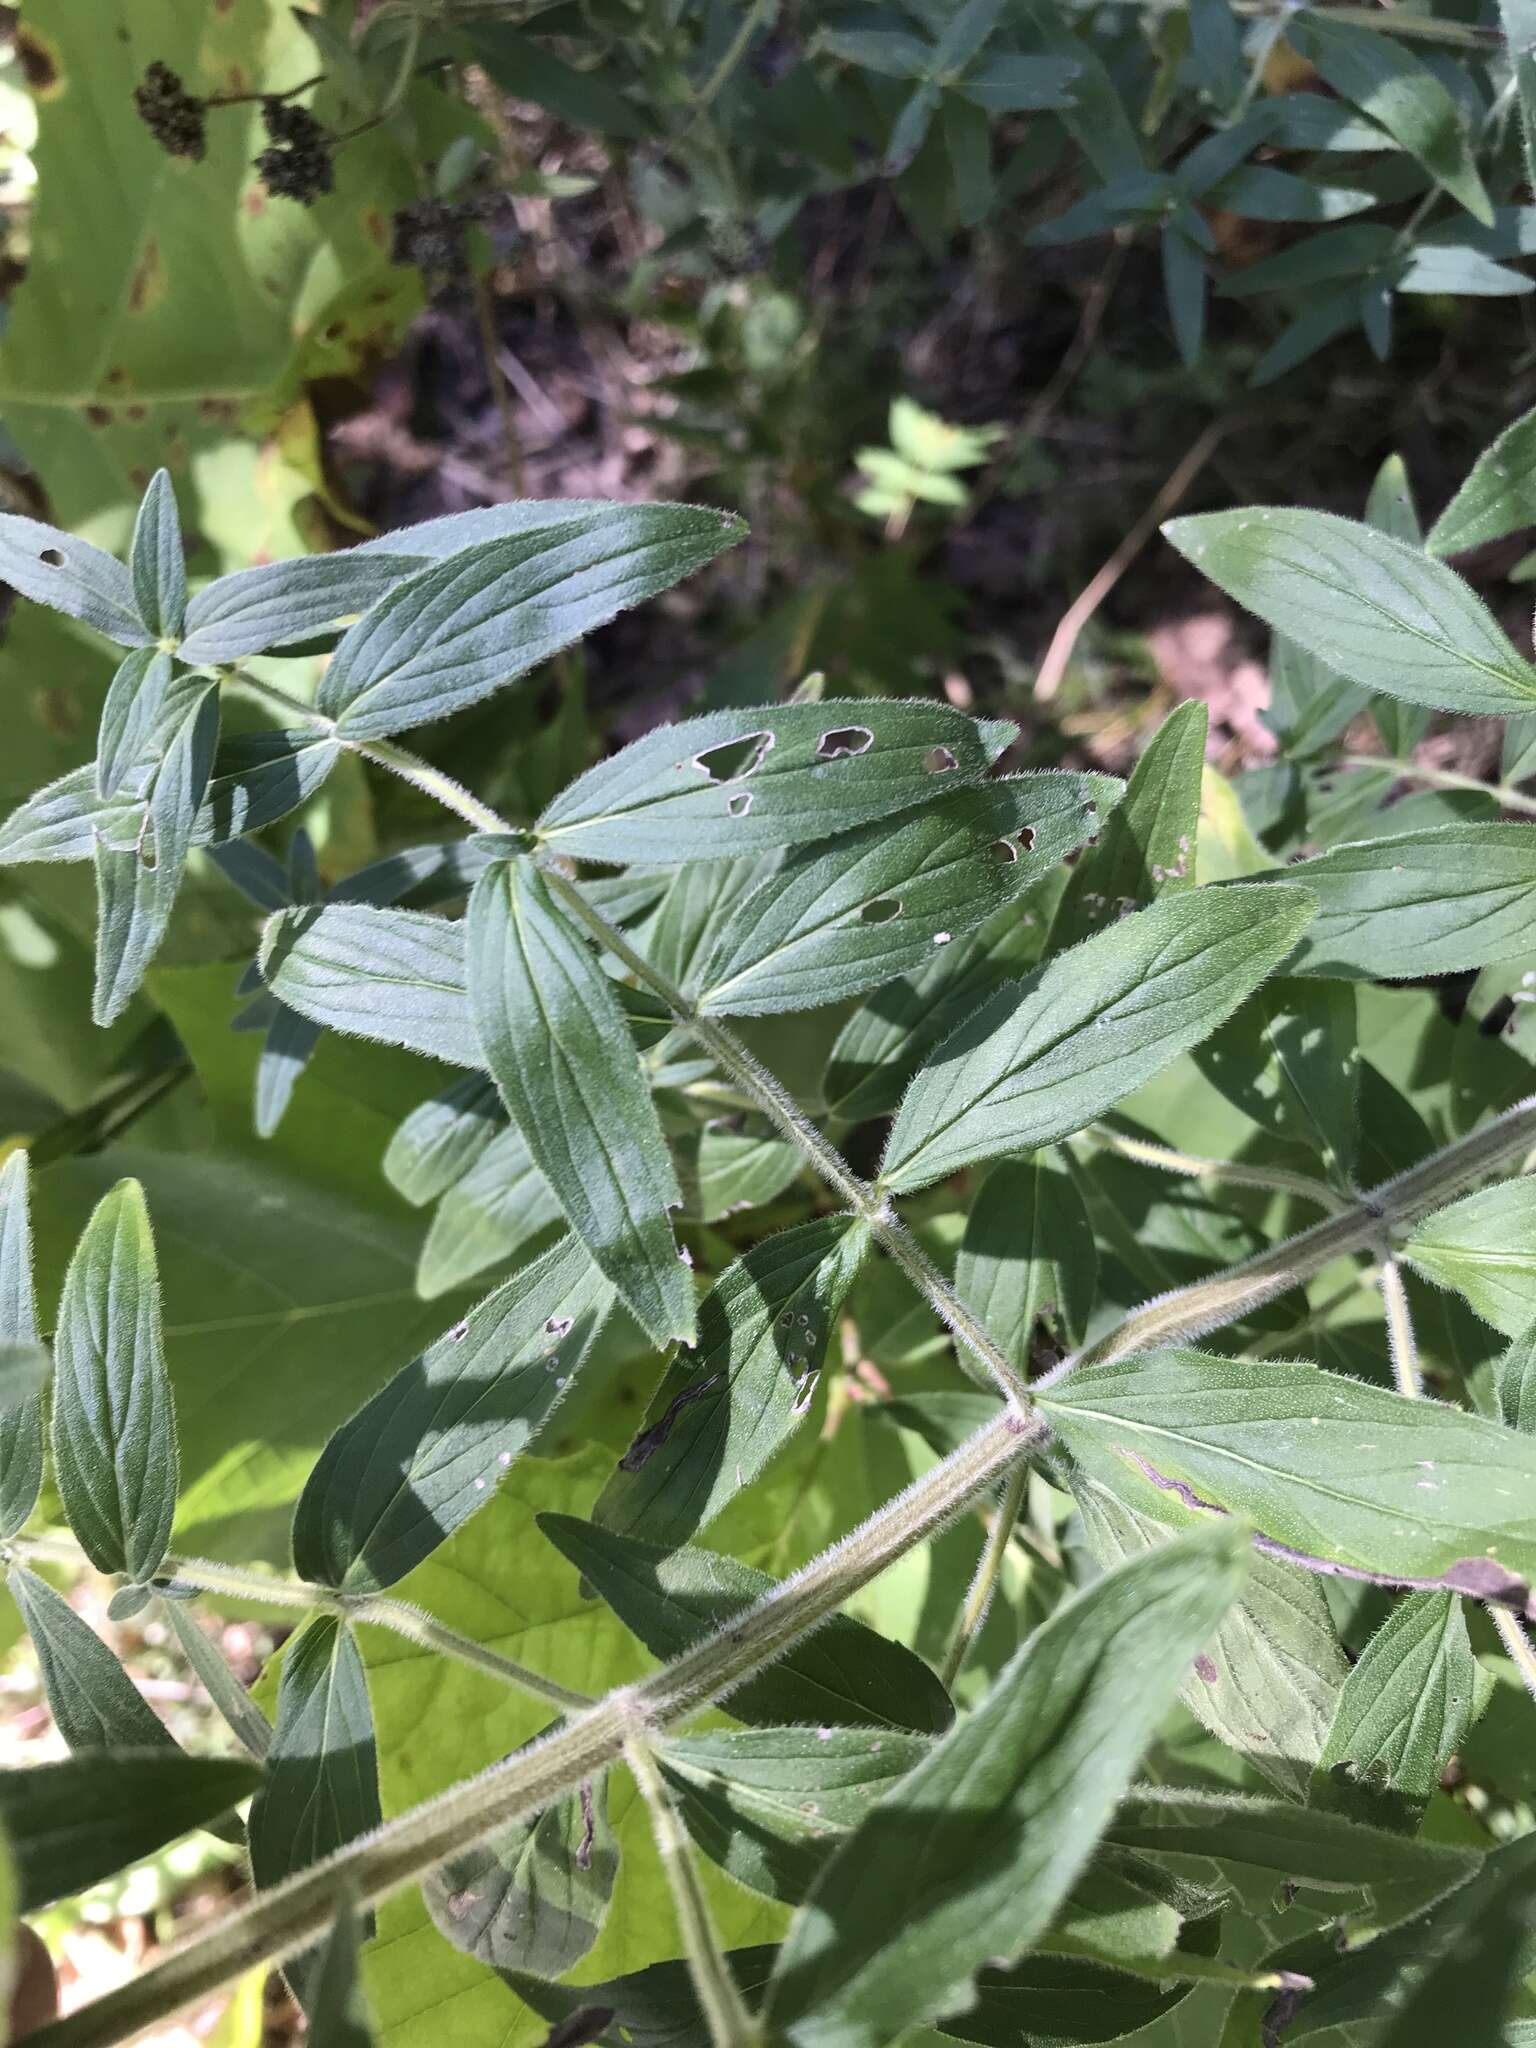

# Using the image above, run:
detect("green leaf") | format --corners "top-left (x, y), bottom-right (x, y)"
top-left (696, 777), bottom-right (1108, 1016)
top-left (1048, 700), bottom-right (1204, 953)
top-left (459, 23), bottom-right (649, 138)
top-left (0, 1343), bottom-right (50, 1415)
top-left (1163, 509), bottom-right (1536, 715)
top-left (424, 1776), bottom-right (619, 1977)
top-left (466, 857), bottom-right (693, 1348)
top-left (413, 1124), bottom-right (562, 1300)
top-left (95, 648), bottom-right (173, 799)
top-left (128, 469), bottom-right (186, 641)
top-left (957, 51), bottom-right (1080, 112)
top-left (50, 1178), bottom-right (178, 1584)
top-left (292, 1232), bottom-right (616, 1593)
top-left (0, 1751), bottom-right (259, 1911)
top-left (593, 1219), bottom-right (871, 1549)
top-left (259, 904), bottom-right (481, 1070)
top-left (317, 507), bottom-right (744, 740)
top-left (1193, 976), bottom-right (1359, 1182)
top-left (536, 703), bottom-right (1016, 865)
top-left (1042, 1349), bottom-right (1536, 1605)
top-left (1282, 825), bottom-right (1536, 978)
top-left (161, 1595), bottom-right (273, 1761)
top-left (1314, 1593), bottom-right (1483, 1826)
top-left (762, 1523), bottom-right (1249, 2048)
top-left (954, 1156), bottom-right (1097, 1363)
top-left (881, 884), bottom-right (1315, 1194)
top-left (92, 679), bottom-right (220, 1026)
top-left (0, 512), bottom-right (148, 645)
top-left (537, 1514), bottom-right (955, 1734)
top-left (1494, 1318), bottom-right (1536, 1432)
top-left (1375, 1845), bottom-right (1536, 2048)
top-left (178, 550), bottom-right (426, 665)
top-left (1429, 402), bottom-right (1536, 555)
top-left (383, 1075), bottom-right (503, 1207)
top-left (1404, 1180), bottom-right (1536, 1337)
top-left (504, 1949), bottom-right (782, 2048)
top-left (1071, 1473), bottom-right (1346, 1801)
top-left (8, 1564), bottom-right (177, 1753)
top-left (247, 1616), bottom-right (382, 1933)
top-left (0, 1151), bottom-right (44, 1541)
top-left (658, 1728), bottom-right (930, 1906)
top-left (307, 1899), bottom-right (378, 2048)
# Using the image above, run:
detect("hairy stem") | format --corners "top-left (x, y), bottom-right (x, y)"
top-left (1337, 754), bottom-right (1536, 819)
top-left (940, 1462), bottom-right (1029, 1689)
top-left (1376, 1250), bottom-right (1423, 1401)
top-left (1493, 1608), bottom-right (1536, 1705)
top-left (1079, 1125), bottom-right (1345, 1212)
top-left (626, 1740), bottom-right (763, 2048)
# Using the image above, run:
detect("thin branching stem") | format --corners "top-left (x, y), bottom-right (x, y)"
top-left (1493, 1608), bottom-right (1536, 1705)
top-left (1079, 1125), bottom-right (1346, 1213)
top-left (1337, 754), bottom-right (1536, 819)
top-left (940, 1462), bottom-right (1029, 1689)
top-left (1376, 1248), bottom-right (1424, 1402)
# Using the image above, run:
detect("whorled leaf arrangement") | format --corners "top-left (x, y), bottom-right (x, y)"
top-left (5, 437), bottom-right (1536, 2048)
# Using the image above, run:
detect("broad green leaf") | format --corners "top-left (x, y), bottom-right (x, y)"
top-left (1430, 405), bottom-right (1536, 555)
top-left (383, 1076), bottom-right (503, 1207)
top-left (178, 550), bottom-right (426, 665)
top-left (0, 1151), bottom-right (44, 1540)
top-left (658, 1728), bottom-right (930, 1905)
top-left (318, 508), bottom-right (744, 740)
top-left (247, 1616), bottom-right (382, 1932)
top-left (92, 679), bottom-right (220, 1025)
top-left (8, 1564), bottom-right (176, 1753)
top-left (260, 904), bottom-right (481, 1070)
top-left (1494, 1318), bottom-right (1536, 1432)
top-left (954, 1156), bottom-right (1096, 1364)
top-left (414, 1125), bottom-right (562, 1300)
top-left (466, 858), bottom-right (693, 1348)
top-left (938, 1954), bottom-right (1200, 2047)
top-left (1193, 976), bottom-right (1358, 1181)
top-left (1282, 826), bottom-right (1536, 979)
top-left (424, 1777), bottom-right (619, 1977)
top-left (1043, 1349), bottom-right (1536, 1604)
top-left (1071, 1474), bottom-right (1347, 1802)
top-left (307, 1900), bottom-right (378, 2048)
top-left (536, 703), bottom-right (1017, 864)
top-left (51, 1178), bottom-right (178, 1584)
top-left (95, 647), bottom-right (172, 799)
top-left (671, 1123), bottom-right (801, 1227)
top-left (1048, 701), bottom-right (1204, 953)
top-left (881, 884), bottom-right (1315, 1193)
top-left (0, 512), bottom-right (147, 644)
top-left (1164, 509), bottom-right (1536, 714)
top-left (762, 1524), bottom-right (1248, 2048)
top-left (635, 855), bottom-right (772, 1000)
top-left (696, 777), bottom-right (1109, 1016)
top-left (292, 1233), bottom-right (615, 1593)
top-left (593, 1219), bottom-right (871, 1548)
top-left (1404, 1180), bottom-right (1536, 1336)
top-left (1315, 1593), bottom-right (1482, 1826)
top-left (537, 1514), bottom-right (955, 1734)
top-left (0, 1343), bottom-right (50, 1415)
top-left (957, 51), bottom-right (1080, 112)
top-left (1375, 1847), bottom-right (1536, 2048)
top-left (128, 469), bottom-right (186, 640)
top-left (0, 1751), bottom-right (259, 1911)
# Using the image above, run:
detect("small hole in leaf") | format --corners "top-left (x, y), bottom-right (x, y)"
top-left (726, 790), bottom-right (752, 817)
top-left (1084, 800), bottom-right (1098, 814)
top-left (989, 840), bottom-right (1017, 865)
top-left (39, 547), bottom-right (64, 567)
top-left (933, 930), bottom-right (952, 945)
top-left (924, 745), bottom-right (958, 774)
top-left (861, 898), bottom-right (901, 924)
top-left (816, 725), bottom-right (874, 760)
top-left (694, 730), bottom-right (773, 782)
top-left (1019, 826), bottom-right (1035, 851)
top-left (545, 1315), bottom-right (572, 1338)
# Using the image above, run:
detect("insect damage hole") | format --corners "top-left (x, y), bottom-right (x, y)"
top-left (860, 898), bottom-right (901, 924)
top-left (694, 730), bottom-right (774, 782)
top-left (726, 789), bottom-right (752, 817)
top-left (989, 839), bottom-right (1017, 865)
top-left (816, 725), bottom-right (874, 760)
top-left (924, 745), bottom-right (958, 774)
top-left (39, 547), bottom-right (64, 567)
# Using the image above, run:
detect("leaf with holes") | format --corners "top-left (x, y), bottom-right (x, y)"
top-left (881, 884), bottom-right (1315, 1193)
top-left (0, 513), bottom-right (147, 644)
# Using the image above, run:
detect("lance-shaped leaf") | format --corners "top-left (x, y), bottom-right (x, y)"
top-left (128, 468), bottom-right (186, 640)
top-left (247, 1616), bottom-right (381, 1925)
top-left (178, 550), bottom-right (427, 664)
top-left (318, 505), bottom-right (744, 740)
top-left (1042, 1350), bottom-right (1536, 1606)
top-left (537, 702), bottom-right (1017, 864)
top-left (466, 858), bottom-right (694, 1348)
top-left (762, 1523), bottom-right (1248, 2048)
top-left (881, 884), bottom-right (1315, 1194)
top-left (95, 648), bottom-right (173, 799)
top-left (293, 1233), bottom-right (616, 1593)
top-left (1281, 825), bottom-right (1536, 979)
top-left (8, 1566), bottom-right (176, 1753)
top-left (306, 1899), bottom-right (378, 2048)
top-left (658, 1728), bottom-right (930, 1905)
top-left (695, 776), bottom-right (1112, 1016)
top-left (1494, 1318), bottom-right (1536, 1433)
top-left (259, 903), bottom-right (482, 1070)
top-left (0, 1152), bottom-right (44, 1540)
top-left (93, 679), bottom-right (220, 1026)
top-left (955, 1156), bottom-right (1096, 1365)
top-left (537, 1514), bottom-right (954, 1734)
top-left (425, 1774), bottom-right (619, 1977)
top-left (1314, 1594), bottom-right (1483, 1827)
top-left (1403, 1180), bottom-right (1536, 1337)
top-left (1194, 976), bottom-right (1359, 1182)
top-left (50, 1179), bottom-right (178, 1585)
top-left (383, 1075), bottom-right (504, 1206)
top-left (0, 511), bottom-right (148, 644)
top-left (1071, 1472), bottom-right (1346, 1803)
top-left (507, 1947), bottom-right (781, 2048)
top-left (1048, 701), bottom-right (1204, 953)
top-left (0, 1752), bottom-right (260, 1911)
top-left (594, 1218), bottom-right (871, 1548)
top-left (1429, 402), bottom-right (1536, 556)
top-left (414, 1125), bottom-right (563, 1300)
top-left (1164, 509), bottom-right (1536, 715)
top-left (200, 729), bottom-right (342, 845)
